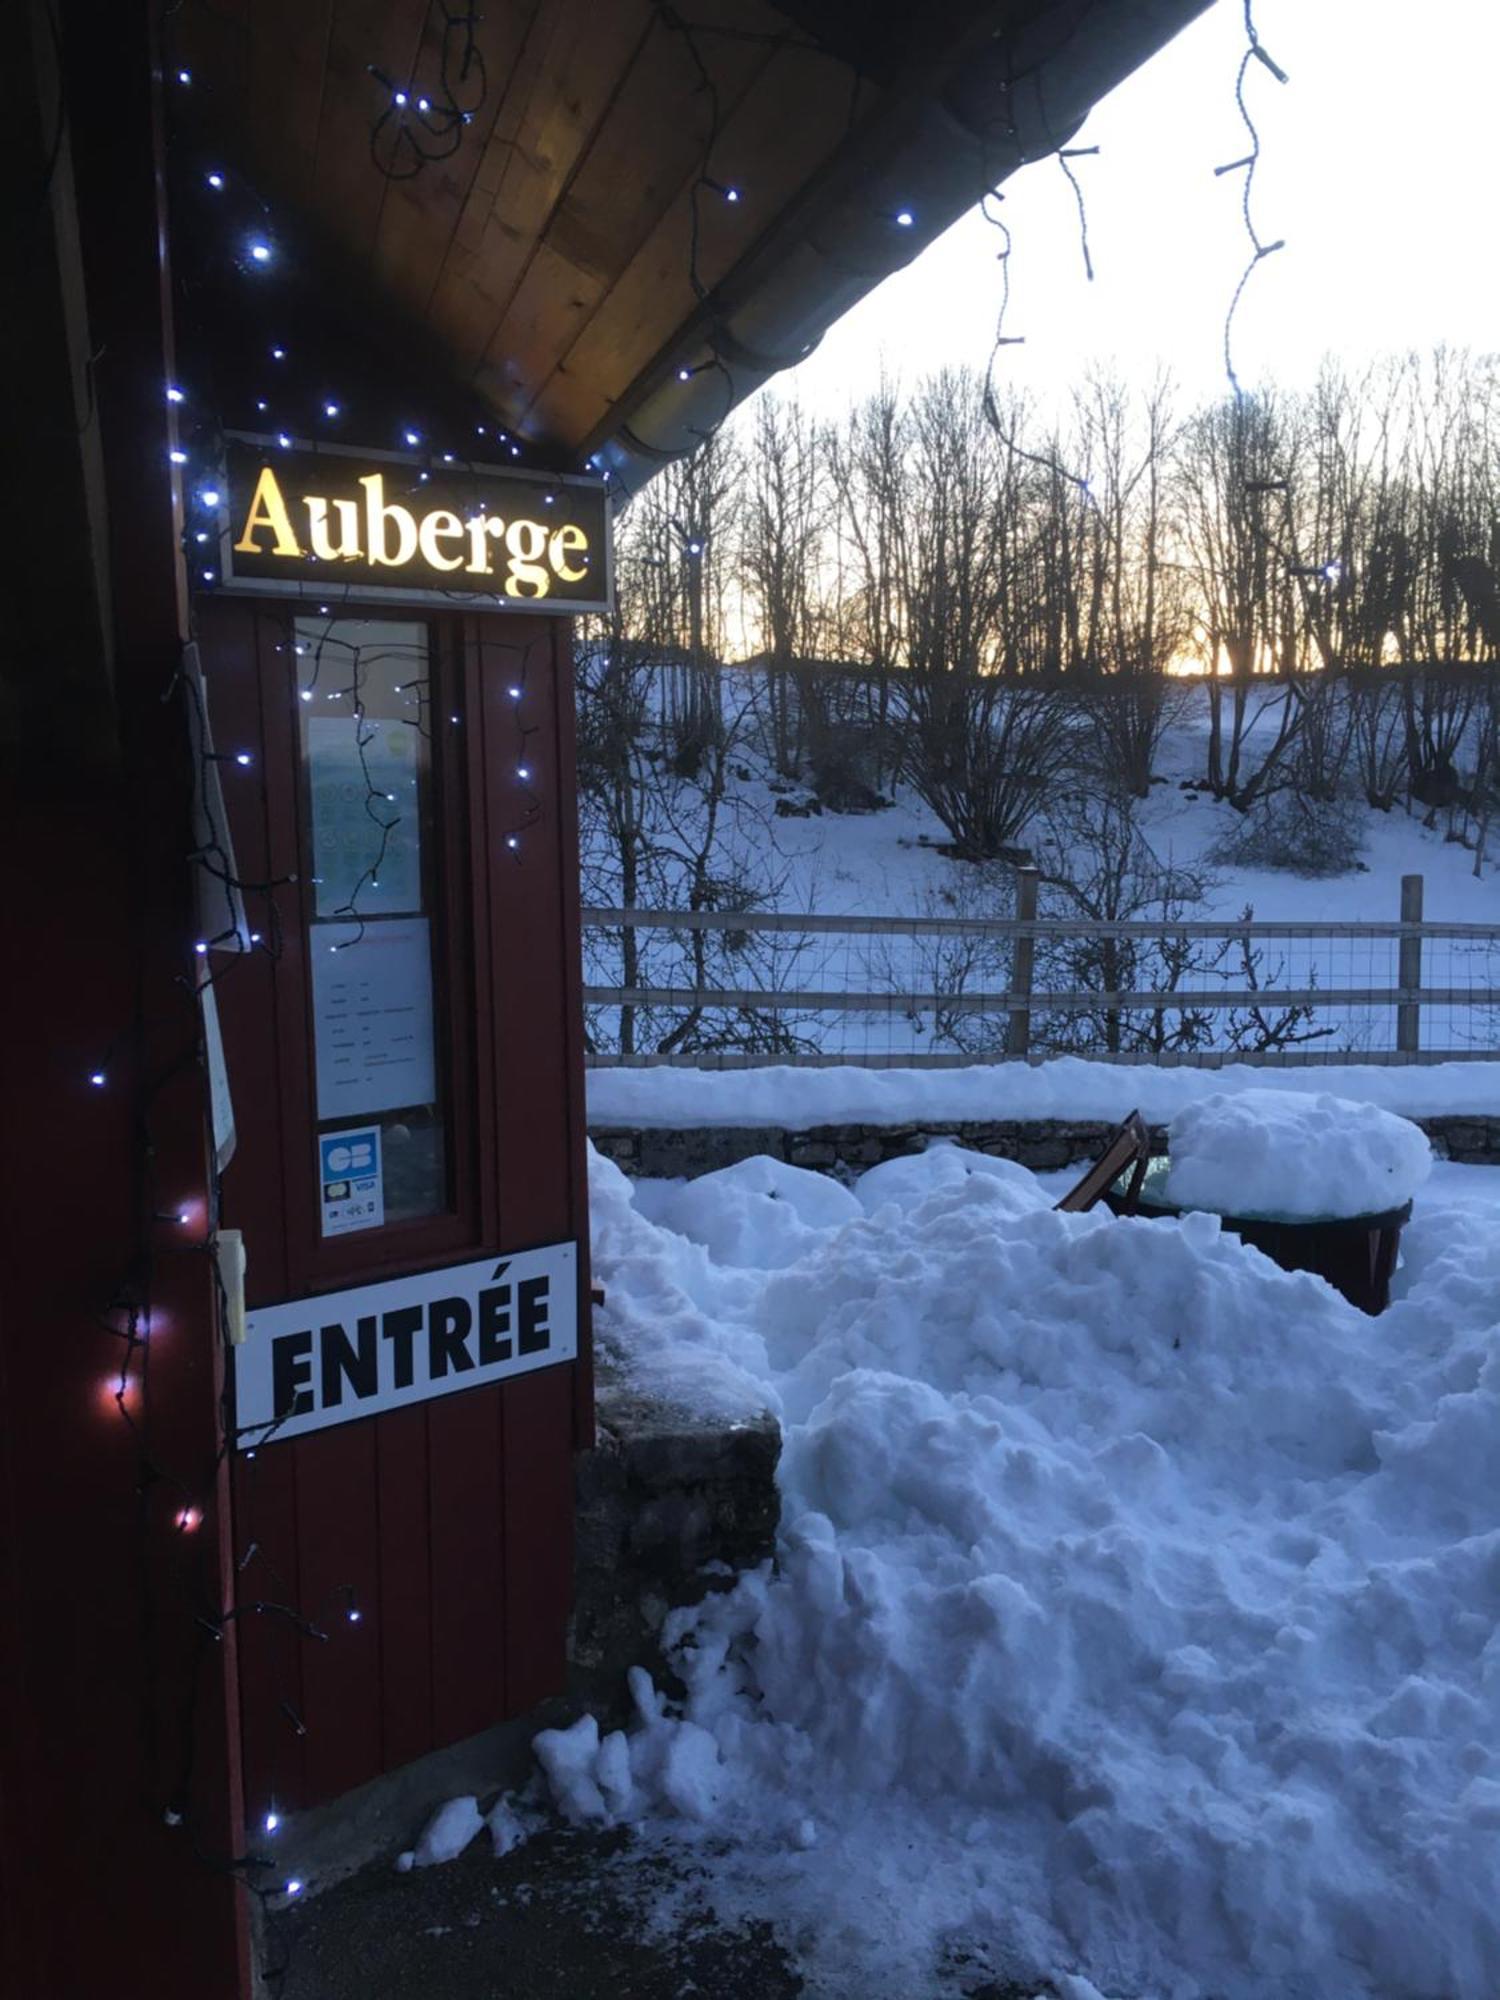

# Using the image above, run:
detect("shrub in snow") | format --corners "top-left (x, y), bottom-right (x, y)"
top-left (1164, 1088), bottom-right (1432, 1219)
top-left (1209, 787), bottom-right (1365, 877)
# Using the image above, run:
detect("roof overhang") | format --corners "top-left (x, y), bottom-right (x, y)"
top-left (175, 0), bottom-right (1211, 495)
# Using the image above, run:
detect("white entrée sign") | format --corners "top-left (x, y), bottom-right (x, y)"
top-left (234, 1242), bottom-right (577, 1446)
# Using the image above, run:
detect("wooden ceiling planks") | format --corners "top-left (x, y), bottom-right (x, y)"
top-left (308, 0), bottom-right (433, 266)
top-left (421, 0), bottom-right (658, 394)
top-left (176, 0), bottom-right (1053, 456)
top-left (365, 0), bottom-right (542, 310)
top-left (468, 0), bottom-right (783, 424)
top-left (528, 34), bottom-right (872, 442)
top-left (247, 0), bottom-right (334, 196)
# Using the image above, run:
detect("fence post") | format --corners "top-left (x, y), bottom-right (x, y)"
top-left (1397, 873), bottom-right (1423, 1057)
top-left (1007, 866), bottom-right (1038, 1058)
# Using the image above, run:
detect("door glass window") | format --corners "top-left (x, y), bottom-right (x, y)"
top-left (295, 617), bottom-right (449, 1230)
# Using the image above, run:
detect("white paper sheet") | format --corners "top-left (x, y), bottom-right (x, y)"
top-left (311, 916), bottom-right (437, 1120)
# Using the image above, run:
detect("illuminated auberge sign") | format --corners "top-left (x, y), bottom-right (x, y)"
top-left (218, 434), bottom-right (612, 613)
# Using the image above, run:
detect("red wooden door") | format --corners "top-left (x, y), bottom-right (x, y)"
top-left (201, 595), bottom-right (591, 1820)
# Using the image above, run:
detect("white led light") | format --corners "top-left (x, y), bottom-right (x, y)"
top-left (169, 449), bottom-right (187, 465)
top-left (199, 487), bottom-right (221, 507)
top-left (324, 402), bottom-right (340, 419)
top-left (89, 1071), bottom-right (106, 1087)
top-left (403, 429), bottom-right (420, 446)
top-left (202, 569), bottom-right (215, 582)
top-left (264, 1810), bottom-right (281, 1835)
top-left (300, 690), bottom-right (313, 702)
top-left (256, 400), bottom-right (268, 412)
top-left (278, 433), bottom-right (292, 449)
top-left (517, 765), bottom-right (530, 779)
top-left (206, 171), bottom-right (225, 190)
top-left (895, 209), bottom-right (914, 227)
top-left (177, 68), bottom-right (192, 85)
top-left (194, 941), bottom-right (208, 955)
top-left (235, 751), bottom-right (252, 767)
top-left (284, 1879), bottom-right (303, 1898)
top-left (271, 346), bottom-right (287, 361)
top-left (249, 240), bottom-right (273, 264)
top-left (417, 96), bottom-right (431, 112)
top-left (505, 836), bottom-right (519, 850)
top-left (394, 91), bottom-right (408, 107)
top-left (725, 186), bottom-right (741, 203)
top-left (195, 532), bottom-right (209, 544)
top-left (166, 385), bottom-right (185, 404)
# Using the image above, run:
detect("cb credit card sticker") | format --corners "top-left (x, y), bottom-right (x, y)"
top-left (319, 1126), bottom-right (384, 1237)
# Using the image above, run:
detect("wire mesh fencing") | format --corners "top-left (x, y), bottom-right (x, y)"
top-left (582, 882), bottom-right (1500, 1067)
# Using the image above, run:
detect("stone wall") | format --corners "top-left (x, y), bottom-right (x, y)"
top-left (570, 1377), bottom-right (781, 1725)
top-left (593, 1114), bottom-right (1500, 1179)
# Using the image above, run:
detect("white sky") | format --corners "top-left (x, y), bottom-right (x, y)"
top-left (774, 0), bottom-right (1498, 422)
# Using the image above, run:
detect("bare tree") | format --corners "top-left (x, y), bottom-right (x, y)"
top-left (739, 393), bottom-right (831, 777)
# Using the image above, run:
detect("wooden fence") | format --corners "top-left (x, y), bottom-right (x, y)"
top-left (581, 873), bottom-right (1500, 1067)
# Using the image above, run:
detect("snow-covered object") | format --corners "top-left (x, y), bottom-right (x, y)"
top-left (656, 1154), bottom-right (862, 1269)
top-left (1164, 1087), bottom-right (1432, 1219)
top-left (532, 1715), bottom-right (610, 1823)
top-left (484, 1796), bottom-right (531, 1859)
top-left (410, 1795), bottom-right (483, 1867)
top-left (558, 1142), bottom-right (1500, 2000)
top-left (853, 1140), bottom-right (1048, 1218)
top-left (589, 1054), bottom-right (1500, 1134)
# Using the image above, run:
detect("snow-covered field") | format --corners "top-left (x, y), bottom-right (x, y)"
top-left (583, 679), bottom-right (1500, 1064)
top-left (509, 1124), bottom-right (1499, 2000)
top-left (755, 696), bottom-right (1499, 930)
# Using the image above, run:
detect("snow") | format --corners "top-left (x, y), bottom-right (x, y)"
top-left (653, 1153), bottom-right (863, 1269)
top-left (547, 1142), bottom-right (1500, 1999)
top-left (407, 1794), bottom-right (483, 1868)
top-left (700, 680), bottom-right (1500, 931)
top-left (590, 1052), bottom-right (1500, 1132)
top-left (1163, 1088), bottom-right (1434, 1219)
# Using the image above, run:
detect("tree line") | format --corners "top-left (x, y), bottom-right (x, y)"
top-left (582, 348), bottom-right (1500, 870)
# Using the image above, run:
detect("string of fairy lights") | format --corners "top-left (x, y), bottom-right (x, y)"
top-left (92, 26), bottom-right (580, 1971)
top-left (95, 0), bottom-right (1323, 1977)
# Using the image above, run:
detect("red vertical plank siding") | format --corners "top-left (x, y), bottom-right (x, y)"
top-left (233, 1447), bottom-right (309, 1816)
top-left (295, 1421), bottom-right (385, 1800)
top-left (550, 624), bottom-right (597, 1447)
top-left (375, 1402), bottom-right (436, 1769)
top-left (502, 1367), bottom-right (578, 1711)
top-left (204, 602), bottom-right (587, 1818)
top-left (427, 1387), bottom-right (508, 1743)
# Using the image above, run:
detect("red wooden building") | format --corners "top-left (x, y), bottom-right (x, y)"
top-left (2, 1), bottom-right (1205, 1991)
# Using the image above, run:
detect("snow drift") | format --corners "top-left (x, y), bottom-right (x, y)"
top-left (557, 1141), bottom-right (1500, 1999)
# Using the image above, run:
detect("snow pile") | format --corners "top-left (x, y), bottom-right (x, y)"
top-left (655, 1153), bottom-right (863, 1269)
top-left (551, 1141), bottom-right (1500, 2000)
top-left (1164, 1087), bottom-right (1433, 1218)
top-left (588, 1054), bottom-right (1500, 1133)
top-left (398, 1795), bottom-right (484, 1870)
